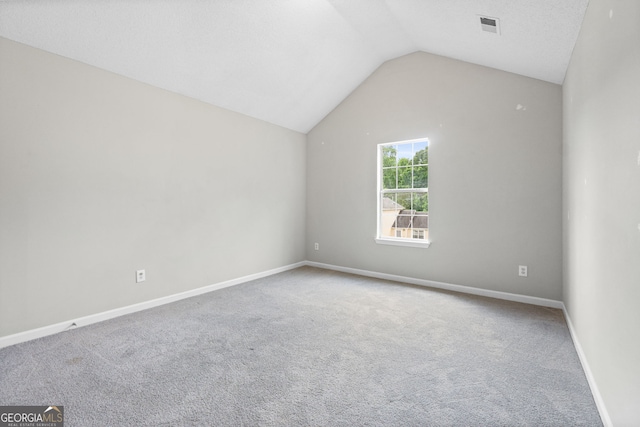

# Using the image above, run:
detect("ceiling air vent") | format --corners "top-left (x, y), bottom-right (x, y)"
top-left (479, 15), bottom-right (500, 34)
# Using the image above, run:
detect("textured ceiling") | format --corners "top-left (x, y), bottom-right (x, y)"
top-left (0, 0), bottom-right (589, 133)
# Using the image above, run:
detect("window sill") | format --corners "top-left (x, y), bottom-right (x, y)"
top-left (375, 237), bottom-right (431, 248)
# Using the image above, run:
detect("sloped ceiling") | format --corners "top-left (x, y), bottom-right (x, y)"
top-left (0, 0), bottom-right (589, 133)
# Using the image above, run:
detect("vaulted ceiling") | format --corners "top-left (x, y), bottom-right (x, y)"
top-left (0, 0), bottom-right (589, 133)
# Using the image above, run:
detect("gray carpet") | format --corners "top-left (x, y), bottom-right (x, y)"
top-left (0, 266), bottom-right (602, 426)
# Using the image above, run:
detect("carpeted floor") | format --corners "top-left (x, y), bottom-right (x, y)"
top-left (0, 267), bottom-right (602, 426)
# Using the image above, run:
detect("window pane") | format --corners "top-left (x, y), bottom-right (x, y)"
top-left (397, 166), bottom-right (412, 188)
top-left (414, 145), bottom-right (428, 166)
top-left (382, 145), bottom-right (397, 167)
top-left (381, 193), bottom-right (402, 238)
top-left (397, 143), bottom-right (412, 163)
top-left (413, 141), bottom-right (428, 165)
top-left (382, 168), bottom-right (397, 190)
top-left (382, 193), bottom-right (397, 205)
top-left (414, 192), bottom-right (428, 213)
top-left (413, 165), bottom-right (428, 188)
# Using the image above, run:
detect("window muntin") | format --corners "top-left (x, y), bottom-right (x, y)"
top-left (378, 138), bottom-right (429, 244)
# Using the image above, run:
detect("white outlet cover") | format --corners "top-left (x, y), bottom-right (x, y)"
top-left (136, 269), bottom-right (146, 283)
top-left (518, 265), bottom-right (528, 277)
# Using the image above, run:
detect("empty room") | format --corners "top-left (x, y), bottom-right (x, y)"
top-left (0, 0), bottom-right (638, 426)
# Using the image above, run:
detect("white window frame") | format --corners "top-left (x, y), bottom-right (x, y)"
top-left (375, 138), bottom-right (430, 248)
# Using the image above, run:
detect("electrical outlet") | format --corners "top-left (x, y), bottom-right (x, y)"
top-left (518, 265), bottom-right (528, 277)
top-left (136, 269), bottom-right (146, 283)
top-left (314, 243), bottom-right (319, 251)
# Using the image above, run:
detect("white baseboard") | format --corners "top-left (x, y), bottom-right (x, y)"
top-left (562, 306), bottom-right (612, 427)
top-left (1, 260), bottom-right (560, 349)
top-left (0, 261), bottom-right (306, 349)
top-left (305, 261), bottom-right (564, 309)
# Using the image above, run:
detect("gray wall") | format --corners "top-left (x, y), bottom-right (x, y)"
top-left (563, 0), bottom-right (640, 425)
top-left (0, 37), bottom-right (306, 337)
top-left (307, 52), bottom-right (563, 300)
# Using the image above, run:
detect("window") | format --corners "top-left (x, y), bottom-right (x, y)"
top-left (376, 138), bottom-right (429, 248)
top-left (413, 229), bottom-right (425, 239)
